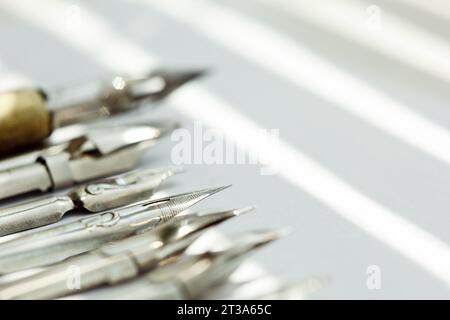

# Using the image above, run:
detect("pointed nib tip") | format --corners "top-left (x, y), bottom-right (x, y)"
top-left (272, 227), bottom-right (293, 239)
top-left (161, 68), bottom-right (209, 89)
top-left (266, 227), bottom-right (293, 241)
top-left (156, 122), bottom-right (180, 137)
top-left (158, 165), bottom-right (185, 181)
top-left (165, 165), bottom-right (185, 175)
top-left (183, 69), bottom-right (210, 81)
top-left (163, 121), bottom-right (181, 131)
top-left (207, 184), bottom-right (232, 195)
top-left (230, 229), bottom-right (282, 255)
top-left (195, 210), bottom-right (239, 228)
top-left (232, 206), bottom-right (255, 216)
top-left (252, 228), bottom-right (286, 247)
top-left (264, 230), bottom-right (283, 243)
top-left (184, 185), bottom-right (231, 203)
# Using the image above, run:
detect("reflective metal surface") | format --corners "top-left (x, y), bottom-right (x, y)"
top-left (0, 186), bottom-right (228, 273)
top-left (0, 166), bottom-right (181, 235)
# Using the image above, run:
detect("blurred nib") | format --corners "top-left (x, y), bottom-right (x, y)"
top-left (232, 206), bottom-right (255, 216)
top-left (189, 206), bottom-right (254, 229)
top-left (152, 69), bottom-right (209, 99)
top-left (221, 228), bottom-right (282, 259)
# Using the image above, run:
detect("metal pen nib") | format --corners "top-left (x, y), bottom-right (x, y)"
top-left (0, 69), bottom-right (205, 155)
top-left (139, 69), bottom-right (207, 101)
top-left (180, 229), bottom-right (283, 299)
top-left (0, 185), bottom-right (230, 274)
top-left (51, 69), bottom-right (207, 128)
top-left (0, 122), bottom-right (176, 200)
top-left (0, 206), bottom-right (245, 299)
top-left (0, 166), bottom-right (182, 236)
top-left (83, 229), bottom-right (281, 300)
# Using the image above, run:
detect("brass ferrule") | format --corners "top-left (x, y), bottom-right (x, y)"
top-left (0, 89), bottom-right (51, 154)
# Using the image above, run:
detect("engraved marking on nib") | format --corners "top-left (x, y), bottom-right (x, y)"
top-left (158, 185), bottom-right (231, 223)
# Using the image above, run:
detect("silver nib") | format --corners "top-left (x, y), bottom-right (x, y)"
top-left (142, 185), bottom-right (232, 224)
top-left (0, 123), bottom-right (176, 200)
top-left (0, 166), bottom-right (182, 236)
top-left (61, 228), bottom-right (280, 300)
top-left (0, 186), bottom-right (229, 274)
top-left (153, 206), bottom-right (253, 243)
top-left (230, 206), bottom-right (255, 217)
top-left (50, 69), bottom-right (207, 129)
top-left (181, 229), bottom-right (282, 298)
top-left (214, 229), bottom-right (282, 257)
top-left (82, 122), bottom-right (176, 154)
top-left (0, 207), bottom-right (243, 300)
top-left (74, 165), bottom-right (185, 212)
top-left (144, 229), bottom-right (281, 299)
top-left (132, 69), bottom-right (208, 101)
